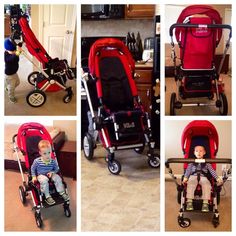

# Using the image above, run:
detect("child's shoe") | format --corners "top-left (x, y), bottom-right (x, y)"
top-left (186, 201), bottom-right (194, 211)
top-left (201, 203), bottom-right (209, 212)
top-left (9, 97), bottom-right (17, 103)
top-left (60, 191), bottom-right (70, 201)
top-left (45, 196), bottom-right (56, 205)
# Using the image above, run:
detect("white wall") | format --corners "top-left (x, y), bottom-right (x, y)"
top-left (53, 120), bottom-right (76, 141)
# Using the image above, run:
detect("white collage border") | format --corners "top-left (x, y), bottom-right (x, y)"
top-left (0, 0), bottom-right (234, 235)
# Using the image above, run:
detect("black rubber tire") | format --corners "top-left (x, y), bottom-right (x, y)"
top-left (148, 155), bottom-right (160, 168)
top-left (178, 217), bottom-right (191, 228)
top-left (134, 145), bottom-right (145, 154)
top-left (35, 212), bottom-right (43, 228)
top-left (212, 216), bottom-right (220, 228)
top-left (26, 90), bottom-right (46, 107)
top-left (64, 207), bottom-right (71, 217)
top-left (83, 133), bottom-right (94, 160)
top-left (170, 92), bottom-right (176, 115)
top-left (19, 185), bottom-right (26, 205)
top-left (108, 160), bottom-right (121, 175)
top-left (219, 93), bottom-right (228, 115)
top-left (28, 71), bottom-right (39, 85)
top-left (63, 95), bottom-right (72, 103)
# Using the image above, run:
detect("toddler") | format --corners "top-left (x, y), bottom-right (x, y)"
top-left (31, 140), bottom-right (69, 205)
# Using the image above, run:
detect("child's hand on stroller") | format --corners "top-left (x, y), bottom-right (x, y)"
top-left (32, 176), bottom-right (37, 183)
top-left (216, 176), bottom-right (223, 186)
top-left (15, 46), bottom-right (22, 56)
top-left (182, 176), bottom-right (188, 184)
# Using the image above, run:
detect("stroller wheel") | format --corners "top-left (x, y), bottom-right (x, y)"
top-left (212, 215), bottom-right (219, 228)
top-left (35, 212), bottom-right (43, 228)
top-left (19, 185), bottom-right (26, 205)
top-left (170, 92), bottom-right (177, 115)
top-left (219, 93), bottom-right (228, 115)
top-left (134, 145), bottom-right (145, 154)
top-left (148, 155), bottom-right (160, 168)
top-left (83, 133), bottom-right (94, 160)
top-left (26, 90), bottom-right (46, 107)
top-left (28, 71), bottom-right (39, 86)
top-left (63, 95), bottom-right (72, 103)
top-left (108, 160), bottom-right (121, 175)
top-left (64, 207), bottom-right (71, 217)
top-left (178, 217), bottom-right (191, 228)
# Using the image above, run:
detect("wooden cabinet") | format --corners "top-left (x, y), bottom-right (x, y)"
top-left (4, 15), bottom-right (11, 37)
top-left (125, 5), bottom-right (155, 19)
top-left (214, 54), bottom-right (230, 74)
top-left (135, 63), bottom-right (153, 113)
top-left (58, 141), bottom-right (76, 180)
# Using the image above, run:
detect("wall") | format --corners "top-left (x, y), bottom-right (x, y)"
top-left (53, 120), bottom-right (76, 141)
top-left (82, 19), bottom-right (154, 45)
top-left (165, 120), bottom-right (231, 175)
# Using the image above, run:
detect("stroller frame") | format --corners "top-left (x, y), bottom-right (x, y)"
top-left (12, 123), bottom-right (71, 228)
top-left (9, 5), bottom-right (75, 107)
top-left (166, 158), bottom-right (231, 228)
top-left (82, 71), bottom-right (160, 175)
top-left (169, 6), bottom-right (232, 115)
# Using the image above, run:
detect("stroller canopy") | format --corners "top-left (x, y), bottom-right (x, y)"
top-left (181, 120), bottom-right (219, 163)
top-left (19, 16), bottom-right (51, 67)
top-left (88, 38), bottom-right (135, 76)
top-left (175, 5), bottom-right (222, 45)
top-left (17, 122), bottom-right (55, 169)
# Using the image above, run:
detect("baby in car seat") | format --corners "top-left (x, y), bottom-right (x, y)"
top-left (182, 145), bottom-right (223, 212)
top-left (31, 140), bottom-right (69, 205)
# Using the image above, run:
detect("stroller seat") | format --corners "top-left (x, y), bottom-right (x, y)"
top-left (13, 122), bottom-right (71, 228)
top-left (82, 38), bottom-right (160, 174)
top-left (166, 120), bottom-right (232, 228)
top-left (169, 5), bottom-right (232, 115)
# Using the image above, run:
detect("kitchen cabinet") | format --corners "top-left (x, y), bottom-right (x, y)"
top-left (58, 141), bottom-right (76, 180)
top-left (125, 5), bottom-right (155, 19)
top-left (135, 63), bottom-right (153, 113)
top-left (214, 54), bottom-right (230, 74)
top-left (4, 15), bottom-right (11, 37)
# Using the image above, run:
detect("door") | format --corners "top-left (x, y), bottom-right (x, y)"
top-left (39, 5), bottom-right (76, 66)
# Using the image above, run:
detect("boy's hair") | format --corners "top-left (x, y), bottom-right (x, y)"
top-left (38, 140), bottom-right (51, 150)
top-left (194, 145), bottom-right (206, 151)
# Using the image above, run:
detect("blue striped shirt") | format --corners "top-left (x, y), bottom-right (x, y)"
top-left (184, 163), bottom-right (218, 180)
top-left (31, 157), bottom-right (59, 177)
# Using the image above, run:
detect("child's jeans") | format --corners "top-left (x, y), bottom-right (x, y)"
top-left (186, 175), bottom-right (212, 200)
top-left (5, 73), bottom-right (20, 99)
top-left (37, 173), bottom-right (64, 198)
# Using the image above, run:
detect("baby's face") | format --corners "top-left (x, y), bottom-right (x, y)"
top-left (194, 146), bottom-right (206, 159)
top-left (40, 147), bottom-right (52, 162)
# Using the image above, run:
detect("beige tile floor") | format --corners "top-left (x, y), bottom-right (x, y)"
top-left (81, 145), bottom-right (160, 231)
top-left (165, 74), bottom-right (231, 115)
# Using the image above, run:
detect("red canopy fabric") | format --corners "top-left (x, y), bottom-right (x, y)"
top-left (175, 5), bottom-right (222, 44)
top-left (88, 38), bottom-right (135, 76)
top-left (19, 16), bottom-right (50, 66)
top-left (181, 120), bottom-right (219, 152)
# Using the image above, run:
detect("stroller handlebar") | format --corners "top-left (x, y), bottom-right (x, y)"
top-left (169, 23), bottom-right (232, 38)
top-left (165, 158), bottom-right (232, 168)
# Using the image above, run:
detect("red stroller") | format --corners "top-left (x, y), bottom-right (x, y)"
top-left (166, 120), bottom-right (231, 228)
top-left (10, 5), bottom-right (75, 107)
top-left (13, 122), bottom-right (71, 228)
top-left (169, 5), bottom-right (232, 115)
top-left (82, 38), bottom-right (160, 175)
